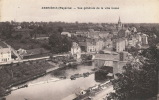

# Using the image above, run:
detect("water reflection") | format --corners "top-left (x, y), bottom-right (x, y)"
top-left (6, 63), bottom-right (100, 100)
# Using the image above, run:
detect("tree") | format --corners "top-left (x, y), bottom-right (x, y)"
top-left (48, 32), bottom-right (72, 54)
top-left (49, 32), bottom-right (62, 53)
top-left (0, 22), bottom-right (14, 38)
top-left (127, 46), bottom-right (139, 57)
top-left (111, 63), bottom-right (157, 100)
top-left (110, 46), bottom-right (159, 100)
top-left (140, 46), bottom-right (159, 63)
top-left (57, 26), bottom-right (63, 34)
top-left (61, 36), bottom-right (72, 52)
top-left (0, 87), bottom-right (6, 96)
top-left (151, 27), bottom-right (159, 37)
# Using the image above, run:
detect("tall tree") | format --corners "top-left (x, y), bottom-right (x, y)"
top-left (57, 26), bottom-right (63, 34)
top-left (48, 31), bottom-right (72, 53)
top-left (0, 22), bottom-right (13, 38)
top-left (110, 46), bottom-right (159, 100)
top-left (61, 36), bottom-right (72, 52)
top-left (49, 32), bottom-right (62, 53)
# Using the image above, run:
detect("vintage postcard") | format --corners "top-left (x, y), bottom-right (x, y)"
top-left (0, 0), bottom-right (159, 100)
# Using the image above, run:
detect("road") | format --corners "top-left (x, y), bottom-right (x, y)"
top-left (0, 56), bottom-right (50, 65)
top-left (92, 85), bottom-right (114, 100)
top-left (0, 53), bottom-right (70, 65)
top-left (0, 48), bottom-right (94, 65)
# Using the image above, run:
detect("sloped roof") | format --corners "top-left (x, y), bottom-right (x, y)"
top-left (76, 31), bottom-right (88, 34)
top-left (79, 41), bottom-right (95, 47)
top-left (99, 32), bottom-right (109, 38)
top-left (113, 38), bottom-right (125, 43)
top-left (79, 42), bottom-right (87, 47)
top-left (21, 48), bottom-right (49, 56)
top-left (101, 50), bottom-right (112, 54)
top-left (0, 48), bottom-right (11, 54)
top-left (61, 32), bottom-right (70, 35)
top-left (94, 53), bottom-right (119, 61)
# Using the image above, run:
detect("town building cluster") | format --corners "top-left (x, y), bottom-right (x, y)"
top-left (70, 17), bottom-right (149, 54)
top-left (70, 17), bottom-right (150, 75)
top-left (0, 18), bottom-right (150, 76)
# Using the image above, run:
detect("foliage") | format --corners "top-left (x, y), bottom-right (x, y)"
top-left (127, 46), bottom-right (139, 57)
top-left (0, 22), bottom-right (14, 38)
top-left (151, 27), bottom-right (159, 37)
top-left (140, 46), bottom-right (159, 63)
top-left (110, 46), bottom-right (159, 100)
top-left (81, 54), bottom-right (92, 60)
top-left (61, 36), bottom-right (72, 52)
top-left (48, 29), bottom-right (72, 54)
top-left (0, 60), bottom-right (53, 96)
top-left (0, 87), bottom-right (6, 96)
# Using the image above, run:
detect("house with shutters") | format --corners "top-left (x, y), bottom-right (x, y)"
top-left (0, 41), bottom-right (12, 63)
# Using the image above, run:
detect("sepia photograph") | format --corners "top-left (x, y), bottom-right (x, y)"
top-left (0, 0), bottom-right (159, 100)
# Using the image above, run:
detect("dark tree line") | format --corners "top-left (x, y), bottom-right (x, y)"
top-left (48, 34), bottom-right (72, 53)
top-left (45, 27), bottom-right (72, 54)
top-left (0, 22), bottom-right (14, 39)
top-left (108, 45), bottom-right (159, 100)
top-left (108, 31), bottom-right (159, 100)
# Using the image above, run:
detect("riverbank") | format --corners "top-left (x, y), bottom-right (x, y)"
top-left (0, 59), bottom-right (55, 97)
top-left (0, 60), bottom-right (92, 98)
top-left (0, 53), bottom-right (94, 98)
top-left (5, 62), bottom-right (99, 100)
top-left (51, 62), bottom-right (79, 78)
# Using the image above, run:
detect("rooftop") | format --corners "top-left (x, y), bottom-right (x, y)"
top-left (61, 32), bottom-right (70, 34)
top-left (0, 48), bottom-right (11, 54)
top-left (21, 48), bottom-right (50, 56)
top-left (94, 53), bottom-right (119, 61)
top-left (113, 38), bottom-right (125, 43)
top-left (79, 42), bottom-right (94, 47)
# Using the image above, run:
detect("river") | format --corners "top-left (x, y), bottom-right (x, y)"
top-left (6, 63), bottom-right (101, 100)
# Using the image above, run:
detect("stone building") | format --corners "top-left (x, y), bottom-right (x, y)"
top-left (71, 42), bottom-right (81, 59)
top-left (113, 38), bottom-right (126, 52)
top-left (0, 41), bottom-right (12, 63)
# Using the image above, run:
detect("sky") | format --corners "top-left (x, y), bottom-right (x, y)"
top-left (0, 0), bottom-right (159, 23)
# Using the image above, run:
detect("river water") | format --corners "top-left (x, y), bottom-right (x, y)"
top-left (6, 63), bottom-right (100, 100)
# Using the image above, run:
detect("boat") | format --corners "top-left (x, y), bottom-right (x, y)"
top-left (73, 73), bottom-right (81, 78)
top-left (59, 76), bottom-right (66, 79)
top-left (91, 68), bottom-right (98, 71)
top-left (70, 73), bottom-right (82, 80)
top-left (83, 72), bottom-right (90, 77)
top-left (70, 76), bottom-right (76, 80)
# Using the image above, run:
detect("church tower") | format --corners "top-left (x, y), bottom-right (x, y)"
top-left (118, 17), bottom-right (122, 27)
top-left (117, 17), bottom-right (123, 31)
